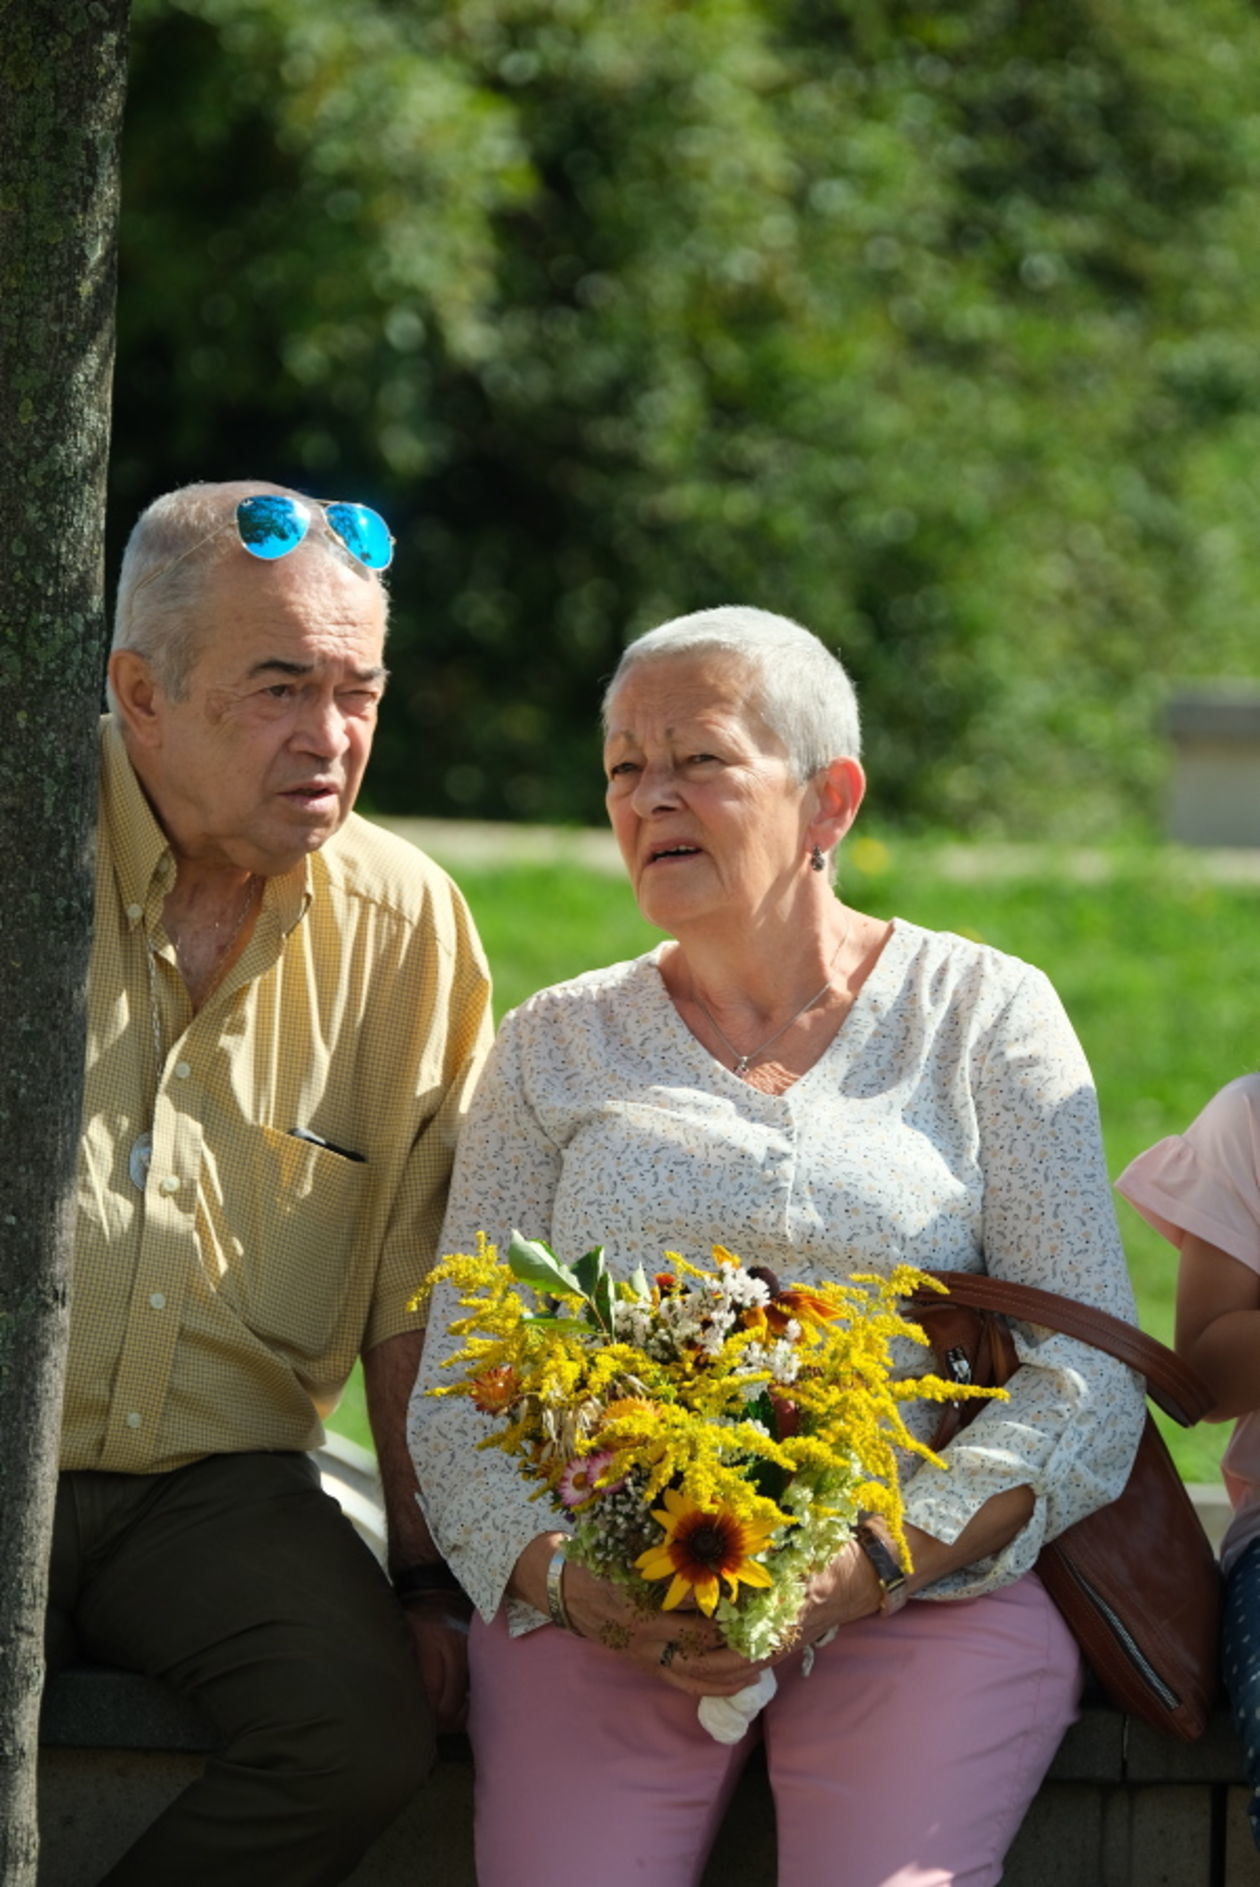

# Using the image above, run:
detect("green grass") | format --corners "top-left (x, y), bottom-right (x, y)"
top-left (328, 839), bottom-right (1260, 1483)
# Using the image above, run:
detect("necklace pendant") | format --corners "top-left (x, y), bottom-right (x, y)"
top-left (129, 1130), bottom-right (154, 1191)
top-left (733, 1055), bottom-right (751, 1076)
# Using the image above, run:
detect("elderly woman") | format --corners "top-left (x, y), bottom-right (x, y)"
top-left (409, 607), bottom-right (1145, 1887)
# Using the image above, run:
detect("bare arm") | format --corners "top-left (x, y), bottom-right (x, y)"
top-left (1175, 1232), bottom-right (1260, 1421)
top-left (901, 1485), bottom-right (1035, 1590)
top-left (365, 1329), bottom-right (470, 1730)
top-left (364, 1330), bottom-right (438, 1567)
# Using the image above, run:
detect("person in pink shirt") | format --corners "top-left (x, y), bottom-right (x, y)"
top-left (1117, 1075), bottom-right (1260, 1846)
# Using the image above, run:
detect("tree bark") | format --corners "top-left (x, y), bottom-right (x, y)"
top-left (0, 2), bottom-right (130, 1876)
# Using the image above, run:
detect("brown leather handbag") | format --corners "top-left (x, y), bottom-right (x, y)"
top-left (908, 1271), bottom-right (1222, 1741)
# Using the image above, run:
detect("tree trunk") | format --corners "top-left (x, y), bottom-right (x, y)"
top-left (0, 2), bottom-right (130, 1876)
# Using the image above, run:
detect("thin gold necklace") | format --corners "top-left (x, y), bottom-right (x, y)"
top-left (691, 916), bottom-right (852, 1078)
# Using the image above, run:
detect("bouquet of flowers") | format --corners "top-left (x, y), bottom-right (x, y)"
top-left (418, 1233), bottom-right (1002, 1737)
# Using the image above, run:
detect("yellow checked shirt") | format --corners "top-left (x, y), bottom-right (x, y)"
top-left (64, 720), bottom-right (493, 1474)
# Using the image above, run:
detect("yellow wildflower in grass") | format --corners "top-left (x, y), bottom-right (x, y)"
top-left (636, 1487), bottom-right (777, 1614)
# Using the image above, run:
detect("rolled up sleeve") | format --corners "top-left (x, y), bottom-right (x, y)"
top-left (901, 967), bottom-right (1146, 1598)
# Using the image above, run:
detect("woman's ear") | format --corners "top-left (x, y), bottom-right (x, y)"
top-left (809, 756), bottom-right (866, 859)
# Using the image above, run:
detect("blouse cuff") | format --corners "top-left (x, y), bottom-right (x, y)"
top-left (901, 1461), bottom-right (1047, 1600)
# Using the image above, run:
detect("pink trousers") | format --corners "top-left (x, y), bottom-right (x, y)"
top-left (469, 1574), bottom-right (1082, 1887)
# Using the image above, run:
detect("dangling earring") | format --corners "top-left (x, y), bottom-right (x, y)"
top-left (809, 844), bottom-right (826, 873)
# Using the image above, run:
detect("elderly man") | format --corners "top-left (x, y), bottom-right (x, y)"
top-left (48, 481), bottom-right (493, 1884)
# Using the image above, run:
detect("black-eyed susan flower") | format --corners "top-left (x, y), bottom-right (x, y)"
top-left (635, 1487), bottom-right (776, 1615)
top-left (744, 1266), bottom-right (840, 1340)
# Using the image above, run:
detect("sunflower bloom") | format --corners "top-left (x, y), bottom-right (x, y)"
top-left (635, 1486), bottom-right (776, 1615)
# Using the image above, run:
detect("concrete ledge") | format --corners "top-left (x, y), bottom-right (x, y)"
top-left (1165, 691), bottom-right (1260, 743)
top-left (36, 1676), bottom-right (1260, 1887)
top-left (1164, 684), bottom-right (1260, 847)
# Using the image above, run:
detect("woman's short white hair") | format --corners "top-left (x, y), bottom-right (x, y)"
top-left (603, 605), bottom-right (861, 778)
top-left (110, 479), bottom-right (388, 708)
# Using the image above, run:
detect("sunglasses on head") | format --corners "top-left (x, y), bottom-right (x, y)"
top-left (235, 494), bottom-right (394, 570)
top-left (129, 493), bottom-right (394, 600)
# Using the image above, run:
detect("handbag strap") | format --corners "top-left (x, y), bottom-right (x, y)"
top-left (924, 1271), bottom-right (1213, 1427)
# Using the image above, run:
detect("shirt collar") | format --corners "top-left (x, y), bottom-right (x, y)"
top-left (100, 717), bottom-right (312, 937)
top-left (102, 716), bottom-right (176, 927)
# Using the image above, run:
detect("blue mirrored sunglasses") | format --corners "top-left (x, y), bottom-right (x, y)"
top-left (236, 494), bottom-right (394, 570)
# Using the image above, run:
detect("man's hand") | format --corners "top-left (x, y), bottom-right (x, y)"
top-left (400, 1593), bottom-right (472, 1734)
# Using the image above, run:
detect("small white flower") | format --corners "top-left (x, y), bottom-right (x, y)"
top-left (770, 1341), bottom-right (801, 1385)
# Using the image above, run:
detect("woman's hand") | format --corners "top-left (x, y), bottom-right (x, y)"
top-left (769, 1485), bottom-right (1040, 1667)
top-left (509, 1534), bottom-right (772, 1697)
top-left (764, 1539), bottom-right (884, 1664)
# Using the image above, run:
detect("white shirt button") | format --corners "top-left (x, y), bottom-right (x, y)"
top-left (126, 1411), bottom-right (142, 1428)
top-left (174, 1061), bottom-right (191, 1080)
top-left (149, 1292), bottom-right (167, 1310)
top-left (126, 902), bottom-right (143, 921)
top-left (158, 1175), bottom-right (179, 1195)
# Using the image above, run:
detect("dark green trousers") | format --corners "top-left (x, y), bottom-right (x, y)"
top-left (48, 1452), bottom-right (433, 1886)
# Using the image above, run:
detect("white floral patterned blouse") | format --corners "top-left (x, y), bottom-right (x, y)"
top-left (407, 919), bottom-right (1145, 1629)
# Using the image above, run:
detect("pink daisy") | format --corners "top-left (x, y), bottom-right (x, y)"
top-left (557, 1451), bottom-right (624, 1509)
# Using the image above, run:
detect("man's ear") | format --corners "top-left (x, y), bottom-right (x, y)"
top-left (108, 650), bottom-right (164, 748)
top-left (809, 755), bottom-right (866, 857)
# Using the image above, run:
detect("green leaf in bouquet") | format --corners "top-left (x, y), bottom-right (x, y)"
top-left (747, 1457), bottom-right (792, 1505)
top-left (624, 1264), bottom-right (651, 1302)
top-left (507, 1231), bottom-right (583, 1298)
top-left (572, 1246), bottom-right (607, 1300)
top-left (590, 1266), bottom-right (616, 1336)
top-left (741, 1391), bottom-right (791, 1503)
top-left (743, 1389), bottom-right (777, 1434)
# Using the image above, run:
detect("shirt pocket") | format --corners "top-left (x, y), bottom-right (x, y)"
top-left (224, 1123), bottom-right (369, 1361)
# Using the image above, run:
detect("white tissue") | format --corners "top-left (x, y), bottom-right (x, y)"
top-left (696, 1669), bottom-right (778, 1743)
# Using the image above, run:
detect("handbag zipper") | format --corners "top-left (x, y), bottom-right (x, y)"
top-left (1060, 1561), bottom-right (1180, 1710)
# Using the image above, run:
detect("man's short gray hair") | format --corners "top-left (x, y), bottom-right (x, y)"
top-left (603, 605), bottom-right (861, 779)
top-left (110, 479), bottom-right (388, 708)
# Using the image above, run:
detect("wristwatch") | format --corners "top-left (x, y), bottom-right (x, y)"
top-left (854, 1517), bottom-right (910, 1616)
top-left (392, 1562), bottom-right (466, 1601)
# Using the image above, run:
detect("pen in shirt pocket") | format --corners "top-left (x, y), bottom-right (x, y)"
top-left (289, 1126), bottom-right (367, 1164)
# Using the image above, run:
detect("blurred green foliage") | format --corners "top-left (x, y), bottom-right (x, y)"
top-left (113, 0), bottom-right (1260, 831)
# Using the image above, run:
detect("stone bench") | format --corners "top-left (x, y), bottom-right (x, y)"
top-left (35, 1676), bottom-right (1260, 1887)
top-left (37, 1463), bottom-right (1255, 1885)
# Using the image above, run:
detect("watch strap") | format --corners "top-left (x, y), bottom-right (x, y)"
top-left (855, 1517), bottom-right (910, 1616)
top-left (392, 1561), bottom-right (464, 1600)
